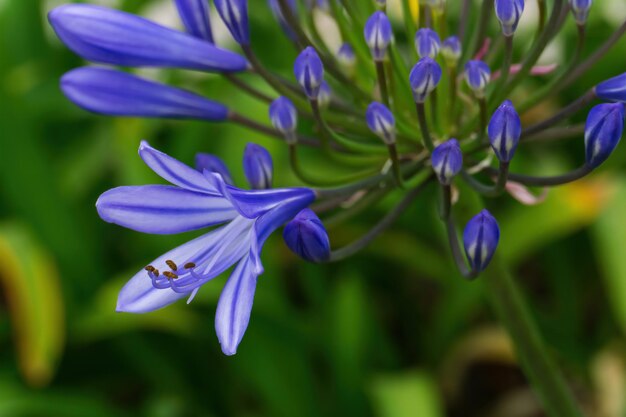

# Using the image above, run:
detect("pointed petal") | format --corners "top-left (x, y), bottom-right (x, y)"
top-left (139, 141), bottom-right (222, 194)
top-left (48, 4), bottom-right (247, 72)
top-left (195, 153), bottom-right (234, 185)
top-left (61, 67), bottom-right (229, 121)
top-left (96, 185), bottom-right (236, 234)
top-left (215, 256), bottom-right (258, 355)
top-left (117, 226), bottom-right (243, 313)
top-left (174, 0), bottom-right (214, 42)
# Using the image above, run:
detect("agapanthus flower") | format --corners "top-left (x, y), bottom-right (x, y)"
top-left (97, 142), bottom-right (314, 355)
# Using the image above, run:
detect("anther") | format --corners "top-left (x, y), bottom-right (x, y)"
top-left (164, 271), bottom-right (178, 279)
top-left (184, 262), bottom-right (196, 269)
top-left (166, 260), bottom-right (178, 271)
top-left (145, 265), bottom-right (156, 272)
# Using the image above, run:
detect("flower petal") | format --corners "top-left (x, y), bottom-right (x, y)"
top-left (61, 67), bottom-right (229, 121)
top-left (117, 224), bottom-right (246, 313)
top-left (96, 185), bottom-right (236, 234)
top-left (48, 4), bottom-right (247, 72)
top-left (215, 256), bottom-right (258, 355)
top-left (139, 141), bottom-right (221, 194)
top-left (174, 0), bottom-right (214, 42)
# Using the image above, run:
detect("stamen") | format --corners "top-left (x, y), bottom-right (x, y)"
top-left (145, 265), bottom-right (156, 272)
top-left (184, 262), bottom-right (196, 269)
top-left (164, 271), bottom-right (178, 279)
top-left (166, 260), bottom-right (178, 271)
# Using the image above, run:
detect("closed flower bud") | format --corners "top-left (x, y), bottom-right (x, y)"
top-left (174, 0), bottom-right (213, 43)
top-left (431, 139), bottom-right (463, 185)
top-left (195, 153), bottom-right (234, 185)
top-left (337, 43), bottom-right (356, 74)
top-left (243, 143), bottom-right (274, 189)
top-left (441, 36), bottom-right (462, 66)
top-left (584, 103), bottom-right (625, 169)
top-left (364, 11), bottom-right (393, 61)
top-left (366, 102), bottom-right (396, 144)
top-left (318, 81), bottom-right (332, 109)
top-left (214, 0), bottom-right (249, 45)
top-left (409, 57), bottom-right (442, 103)
top-left (269, 96), bottom-right (298, 138)
top-left (570, 0), bottom-right (592, 25)
top-left (488, 100), bottom-right (521, 162)
top-left (283, 209), bottom-right (331, 263)
top-left (495, 0), bottom-right (524, 36)
top-left (464, 60), bottom-right (491, 97)
top-left (463, 210), bottom-right (500, 273)
top-left (415, 28), bottom-right (441, 59)
top-left (596, 73), bottom-right (626, 103)
top-left (294, 46), bottom-right (324, 99)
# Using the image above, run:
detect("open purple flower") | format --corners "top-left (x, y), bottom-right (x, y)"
top-left (96, 142), bottom-right (315, 355)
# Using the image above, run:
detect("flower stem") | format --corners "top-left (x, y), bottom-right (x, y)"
top-left (375, 60), bottom-right (391, 107)
top-left (483, 255), bottom-right (587, 417)
top-left (461, 161), bottom-right (510, 197)
top-left (415, 103), bottom-right (435, 151)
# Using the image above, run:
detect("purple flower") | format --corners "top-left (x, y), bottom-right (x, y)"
top-left (409, 57), bottom-right (442, 103)
top-left (364, 11), bottom-right (393, 61)
top-left (96, 142), bottom-right (315, 355)
top-left (48, 4), bottom-right (247, 72)
top-left (584, 103), bottom-right (625, 169)
top-left (415, 28), bottom-right (441, 59)
top-left (269, 96), bottom-right (298, 135)
top-left (441, 36), bottom-right (462, 65)
top-left (431, 139), bottom-right (463, 185)
top-left (61, 67), bottom-right (229, 121)
top-left (570, 0), bottom-right (592, 25)
top-left (366, 101), bottom-right (396, 144)
top-left (214, 0), bottom-right (250, 45)
top-left (596, 73), bottom-right (626, 103)
top-left (488, 100), bottom-right (521, 163)
top-left (463, 209), bottom-right (500, 272)
top-left (464, 60), bottom-right (491, 97)
top-left (283, 209), bottom-right (330, 263)
top-left (243, 143), bottom-right (274, 189)
top-left (196, 153), bottom-right (235, 185)
top-left (294, 47), bottom-right (325, 99)
top-left (494, 0), bottom-right (525, 36)
top-left (174, 0), bottom-right (214, 43)
top-left (268, 0), bottom-right (298, 41)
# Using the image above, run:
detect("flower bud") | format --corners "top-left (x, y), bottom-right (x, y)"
top-left (195, 153), bottom-right (234, 185)
top-left (431, 139), bottom-right (463, 185)
top-left (283, 209), bottom-right (331, 263)
top-left (214, 0), bottom-right (249, 45)
top-left (441, 36), bottom-right (462, 66)
top-left (415, 28), bottom-right (441, 59)
top-left (243, 143), bottom-right (274, 189)
top-left (596, 73), bottom-right (626, 103)
top-left (269, 96), bottom-right (298, 137)
top-left (409, 57), bottom-right (442, 103)
top-left (464, 60), bottom-right (491, 97)
top-left (336, 43), bottom-right (356, 74)
top-left (488, 100), bottom-right (521, 162)
top-left (318, 81), bottom-right (332, 109)
top-left (495, 0), bottom-right (524, 36)
top-left (294, 46), bottom-right (324, 99)
top-left (584, 103), bottom-right (625, 169)
top-left (364, 11), bottom-right (393, 61)
top-left (463, 210), bottom-right (500, 272)
top-left (268, 0), bottom-right (298, 41)
top-left (570, 0), bottom-right (592, 25)
top-left (366, 102), bottom-right (396, 144)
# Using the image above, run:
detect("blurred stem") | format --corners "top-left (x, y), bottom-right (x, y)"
top-left (375, 60), bottom-right (391, 107)
top-left (461, 162), bottom-right (509, 197)
top-left (328, 176), bottom-right (432, 261)
top-left (224, 73), bottom-right (274, 103)
top-left (458, 0), bottom-right (471, 39)
top-left (439, 185), bottom-right (477, 279)
top-left (499, 164), bottom-right (593, 187)
top-left (483, 255), bottom-right (587, 417)
top-left (387, 143), bottom-right (405, 188)
top-left (521, 88), bottom-right (596, 138)
top-left (478, 97), bottom-right (488, 142)
top-left (536, 0), bottom-right (547, 38)
top-left (466, 0), bottom-right (492, 60)
top-left (447, 67), bottom-right (458, 134)
top-left (497, 35), bottom-right (514, 88)
top-left (518, 24), bottom-right (587, 114)
top-left (415, 102), bottom-right (435, 151)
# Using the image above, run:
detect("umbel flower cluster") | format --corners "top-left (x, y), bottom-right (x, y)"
top-left (49, 0), bottom-right (626, 355)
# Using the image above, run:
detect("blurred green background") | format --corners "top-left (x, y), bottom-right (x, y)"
top-left (1, 0), bottom-right (626, 416)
